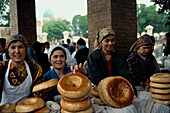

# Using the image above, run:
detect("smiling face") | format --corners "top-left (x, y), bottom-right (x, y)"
top-left (101, 35), bottom-right (115, 52)
top-left (50, 50), bottom-right (66, 70)
top-left (8, 41), bottom-right (26, 64)
top-left (137, 45), bottom-right (151, 57)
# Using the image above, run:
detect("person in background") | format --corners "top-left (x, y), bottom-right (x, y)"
top-left (44, 41), bottom-right (50, 54)
top-left (44, 45), bottom-right (87, 101)
top-left (74, 38), bottom-right (89, 65)
top-left (0, 34), bottom-right (44, 106)
top-left (163, 32), bottom-right (170, 56)
top-left (41, 43), bottom-right (46, 53)
top-left (71, 42), bottom-right (77, 58)
top-left (143, 34), bottom-right (160, 73)
top-left (87, 27), bottom-right (136, 96)
top-left (31, 41), bottom-right (50, 74)
top-left (0, 38), bottom-right (6, 61)
top-left (67, 39), bottom-right (75, 55)
top-left (127, 36), bottom-right (156, 92)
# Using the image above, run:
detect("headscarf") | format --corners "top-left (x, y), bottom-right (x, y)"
top-left (48, 45), bottom-right (77, 66)
top-left (129, 36), bottom-right (152, 53)
top-left (6, 34), bottom-right (28, 50)
top-left (94, 27), bottom-right (115, 50)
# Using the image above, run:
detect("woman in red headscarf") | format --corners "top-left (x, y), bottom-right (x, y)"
top-left (0, 34), bottom-right (44, 106)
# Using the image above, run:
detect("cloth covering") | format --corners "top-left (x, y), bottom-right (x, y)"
top-left (48, 45), bottom-right (77, 66)
top-left (91, 98), bottom-right (137, 113)
top-left (46, 94), bottom-right (170, 113)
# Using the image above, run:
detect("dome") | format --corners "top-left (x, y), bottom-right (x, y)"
top-left (43, 9), bottom-right (54, 17)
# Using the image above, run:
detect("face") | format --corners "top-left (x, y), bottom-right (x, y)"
top-left (137, 45), bottom-right (151, 57)
top-left (77, 45), bottom-right (81, 50)
top-left (0, 43), bottom-right (4, 53)
top-left (8, 41), bottom-right (26, 64)
top-left (101, 35), bottom-right (115, 52)
top-left (50, 50), bottom-right (66, 69)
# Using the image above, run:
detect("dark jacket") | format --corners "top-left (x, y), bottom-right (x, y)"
top-left (87, 50), bottom-right (132, 84)
top-left (75, 47), bottom-right (89, 65)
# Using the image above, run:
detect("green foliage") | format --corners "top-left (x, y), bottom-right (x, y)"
top-left (71, 14), bottom-right (88, 38)
top-left (151, 0), bottom-right (170, 14)
top-left (0, 0), bottom-right (9, 26)
top-left (137, 4), bottom-right (169, 33)
top-left (42, 19), bottom-right (70, 42)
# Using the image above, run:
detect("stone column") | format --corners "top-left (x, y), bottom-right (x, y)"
top-left (87, 0), bottom-right (137, 57)
top-left (9, 0), bottom-right (37, 47)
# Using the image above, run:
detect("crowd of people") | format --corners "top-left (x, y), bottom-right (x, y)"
top-left (0, 28), bottom-right (170, 112)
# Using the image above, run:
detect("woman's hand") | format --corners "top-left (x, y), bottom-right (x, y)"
top-left (71, 63), bottom-right (87, 75)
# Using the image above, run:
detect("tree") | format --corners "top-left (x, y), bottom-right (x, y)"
top-left (0, 0), bottom-right (9, 27)
top-left (151, 0), bottom-right (170, 25)
top-left (137, 4), bottom-right (169, 34)
top-left (42, 19), bottom-right (70, 42)
top-left (72, 14), bottom-right (88, 38)
top-left (151, 0), bottom-right (170, 14)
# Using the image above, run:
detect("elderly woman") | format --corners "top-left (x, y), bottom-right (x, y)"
top-left (127, 36), bottom-right (156, 91)
top-left (44, 45), bottom-right (87, 101)
top-left (87, 27), bottom-right (135, 93)
top-left (0, 34), bottom-right (44, 106)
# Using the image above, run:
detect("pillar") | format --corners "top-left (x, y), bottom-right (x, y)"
top-left (87, 0), bottom-right (137, 57)
top-left (9, 0), bottom-right (37, 47)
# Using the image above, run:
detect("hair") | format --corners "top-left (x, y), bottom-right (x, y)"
top-left (0, 38), bottom-right (6, 47)
top-left (45, 41), bottom-right (50, 46)
top-left (143, 34), bottom-right (155, 43)
top-left (77, 38), bottom-right (86, 45)
top-left (62, 44), bottom-right (69, 48)
top-left (149, 36), bottom-right (155, 43)
top-left (67, 39), bottom-right (71, 44)
top-left (165, 32), bottom-right (170, 41)
top-left (72, 42), bottom-right (76, 47)
top-left (31, 41), bottom-right (42, 53)
top-left (165, 32), bottom-right (170, 38)
top-left (41, 42), bottom-right (46, 46)
top-left (50, 46), bottom-right (66, 62)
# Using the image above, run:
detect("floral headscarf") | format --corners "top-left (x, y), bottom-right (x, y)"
top-left (129, 36), bottom-right (152, 53)
top-left (6, 34), bottom-right (28, 50)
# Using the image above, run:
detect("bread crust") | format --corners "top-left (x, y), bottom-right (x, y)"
top-left (16, 97), bottom-right (45, 112)
top-left (102, 77), bottom-right (134, 108)
top-left (61, 105), bottom-right (94, 113)
top-left (57, 73), bottom-right (92, 99)
top-left (32, 79), bottom-right (58, 92)
top-left (34, 106), bottom-right (50, 113)
top-left (61, 98), bottom-right (91, 112)
top-left (0, 103), bottom-right (16, 113)
top-left (150, 82), bottom-right (170, 88)
top-left (151, 93), bottom-right (170, 100)
top-left (91, 85), bottom-right (99, 97)
top-left (152, 98), bottom-right (170, 106)
top-left (150, 73), bottom-right (170, 83)
top-left (150, 87), bottom-right (170, 94)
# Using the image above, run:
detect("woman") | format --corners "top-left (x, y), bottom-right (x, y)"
top-left (87, 27), bottom-right (135, 93)
top-left (0, 34), bottom-right (44, 106)
top-left (44, 45), bottom-right (87, 101)
top-left (127, 36), bottom-right (156, 91)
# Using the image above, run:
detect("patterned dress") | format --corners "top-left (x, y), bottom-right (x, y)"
top-left (127, 51), bottom-right (156, 87)
top-left (0, 59), bottom-right (44, 102)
